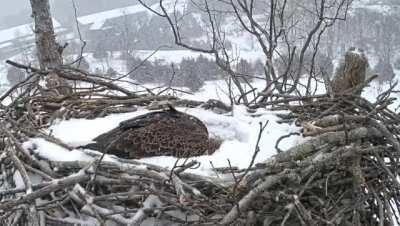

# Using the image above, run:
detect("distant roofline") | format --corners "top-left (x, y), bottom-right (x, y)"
top-left (76, 0), bottom-right (185, 31)
top-left (77, 4), bottom-right (158, 30)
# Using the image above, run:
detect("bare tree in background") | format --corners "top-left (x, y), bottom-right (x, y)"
top-left (29, 0), bottom-right (71, 95)
top-left (138, 0), bottom-right (352, 105)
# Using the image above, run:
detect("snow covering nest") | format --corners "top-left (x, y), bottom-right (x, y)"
top-left (22, 105), bottom-right (302, 177)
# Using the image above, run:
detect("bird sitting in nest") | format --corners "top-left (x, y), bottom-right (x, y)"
top-left (83, 105), bottom-right (222, 159)
top-left (330, 47), bottom-right (369, 96)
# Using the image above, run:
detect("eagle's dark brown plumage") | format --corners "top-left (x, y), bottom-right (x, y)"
top-left (84, 106), bottom-right (221, 159)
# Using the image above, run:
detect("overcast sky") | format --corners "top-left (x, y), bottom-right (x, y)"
top-left (1, 1), bottom-right (29, 17)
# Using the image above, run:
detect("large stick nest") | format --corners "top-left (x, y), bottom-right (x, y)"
top-left (0, 63), bottom-right (399, 226)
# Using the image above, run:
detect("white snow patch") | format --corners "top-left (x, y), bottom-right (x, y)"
top-left (48, 110), bottom-right (149, 146)
top-left (349, 48), bottom-right (364, 57)
top-left (143, 194), bottom-right (163, 209)
top-left (24, 138), bottom-right (93, 162)
top-left (13, 171), bottom-right (25, 190)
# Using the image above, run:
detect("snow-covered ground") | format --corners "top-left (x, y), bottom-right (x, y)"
top-left (23, 82), bottom-right (301, 176)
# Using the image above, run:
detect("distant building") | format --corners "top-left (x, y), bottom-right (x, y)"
top-left (76, 3), bottom-right (157, 52)
top-left (77, 4), bottom-right (157, 31)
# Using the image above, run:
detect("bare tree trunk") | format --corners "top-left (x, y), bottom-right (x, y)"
top-left (30, 0), bottom-right (71, 95)
top-left (30, 0), bottom-right (61, 69)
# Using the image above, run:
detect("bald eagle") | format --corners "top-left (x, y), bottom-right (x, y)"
top-left (331, 48), bottom-right (368, 96)
top-left (83, 106), bottom-right (221, 159)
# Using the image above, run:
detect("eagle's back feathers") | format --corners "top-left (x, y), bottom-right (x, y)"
top-left (84, 107), bottom-right (219, 159)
